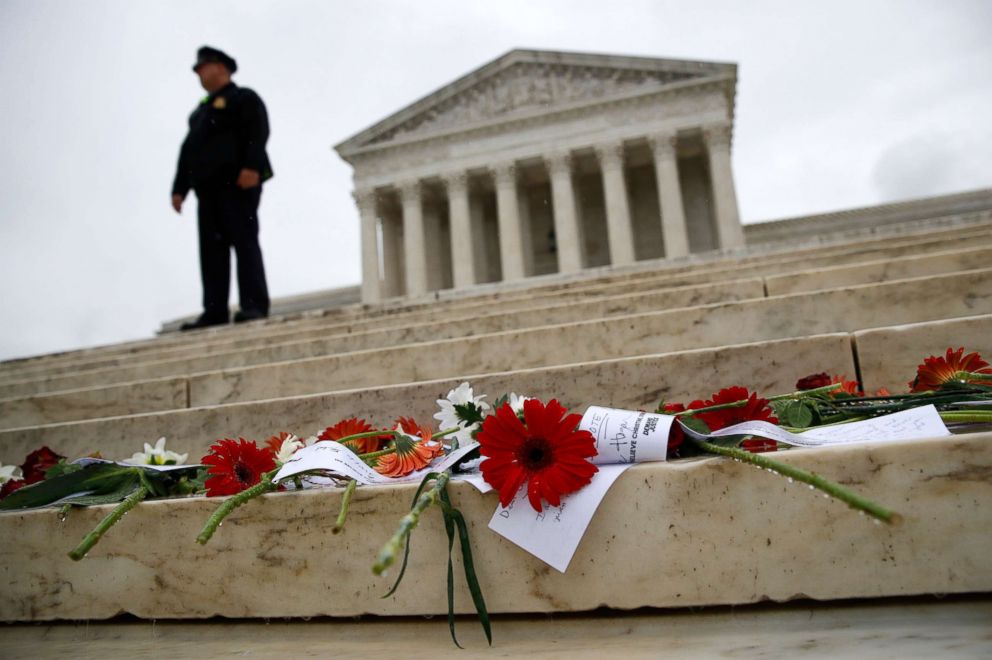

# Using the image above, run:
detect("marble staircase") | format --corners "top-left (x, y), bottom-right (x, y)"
top-left (1, 212), bottom-right (990, 652)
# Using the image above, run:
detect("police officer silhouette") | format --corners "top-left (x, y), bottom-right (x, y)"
top-left (172, 46), bottom-right (272, 330)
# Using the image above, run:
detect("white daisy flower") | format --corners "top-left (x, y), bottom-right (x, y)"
top-left (508, 392), bottom-right (532, 415)
top-left (434, 382), bottom-right (490, 446)
top-left (274, 434), bottom-right (304, 464)
top-left (124, 437), bottom-right (189, 466)
top-left (0, 463), bottom-right (23, 484)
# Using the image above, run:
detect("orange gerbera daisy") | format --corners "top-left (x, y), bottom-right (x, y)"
top-left (319, 417), bottom-right (388, 454)
top-left (831, 375), bottom-right (862, 397)
top-left (373, 418), bottom-right (444, 478)
top-left (909, 347), bottom-right (992, 392)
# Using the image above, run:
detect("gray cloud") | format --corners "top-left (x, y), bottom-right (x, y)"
top-left (1, 0), bottom-right (991, 360)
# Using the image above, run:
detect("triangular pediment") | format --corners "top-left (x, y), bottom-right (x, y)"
top-left (336, 49), bottom-right (735, 156)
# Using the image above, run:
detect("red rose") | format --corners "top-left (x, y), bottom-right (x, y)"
top-left (0, 479), bottom-right (27, 500)
top-left (796, 373), bottom-right (831, 390)
top-left (20, 446), bottom-right (65, 484)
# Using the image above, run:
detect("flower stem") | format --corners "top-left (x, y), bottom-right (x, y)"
top-left (954, 371), bottom-right (992, 382)
top-left (768, 383), bottom-right (843, 401)
top-left (196, 471), bottom-right (276, 545)
top-left (68, 485), bottom-right (148, 561)
top-left (373, 471), bottom-right (449, 575)
top-left (332, 479), bottom-right (357, 534)
top-left (359, 446), bottom-right (398, 462)
top-left (940, 411), bottom-right (992, 424)
top-left (690, 438), bottom-right (901, 525)
top-left (338, 430), bottom-right (393, 446)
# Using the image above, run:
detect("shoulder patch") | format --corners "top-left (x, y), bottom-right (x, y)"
top-left (212, 96), bottom-right (227, 109)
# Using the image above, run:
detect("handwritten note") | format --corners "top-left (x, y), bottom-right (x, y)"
top-left (679, 404), bottom-right (950, 447)
top-left (488, 464), bottom-right (629, 573)
top-left (582, 406), bottom-right (675, 464)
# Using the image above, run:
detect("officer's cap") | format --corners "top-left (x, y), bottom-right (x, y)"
top-left (192, 46), bottom-right (237, 74)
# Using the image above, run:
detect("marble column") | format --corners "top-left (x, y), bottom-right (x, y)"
top-left (493, 162), bottom-right (526, 281)
top-left (443, 172), bottom-right (476, 289)
top-left (380, 206), bottom-right (403, 298)
top-left (398, 179), bottom-right (428, 296)
top-left (352, 188), bottom-right (382, 304)
top-left (703, 123), bottom-right (745, 249)
top-left (596, 141), bottom-right (636, 266)
top-left (648, 132), bottom-right (690, 258)
top-left (546, 150), bottom-right (583, 273)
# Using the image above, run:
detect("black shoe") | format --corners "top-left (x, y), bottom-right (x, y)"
top-left (234, 309), bottom-right (268, 324)
top-left (179, 313), bottom-right (229, 331)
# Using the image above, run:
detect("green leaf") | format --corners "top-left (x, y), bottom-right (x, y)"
top-left (782, 400), bottom-right (814, 428)
top-left (440, 487), bottom-right (492, 646)
top-left (61, 476), bottom-right (141, 507)
top-left (678, 415), bottom-right (711, 436)
top-left (382, 472), bottom-right (441, 599)
top-left (492, 394), bottom-right (509, 411)
top-left (44, 459), bottom-right (84, 480)
top-left (0, 463), bottom-right (135, 510)
top-left (453, 402), bottom-right (485, 426)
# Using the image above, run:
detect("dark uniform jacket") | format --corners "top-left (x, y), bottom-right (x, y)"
top-left (172, 82), bottom-right (273, 197)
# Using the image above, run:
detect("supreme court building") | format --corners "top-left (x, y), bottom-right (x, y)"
top-left (335, 49), bottom-right (746, 303)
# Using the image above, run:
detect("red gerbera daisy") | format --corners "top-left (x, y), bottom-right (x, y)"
top-left (662, 402), bottom-right (689, 456)
top-left (910, 347), bottom-right (992, 392)
top-left (693, 386), bottom-right (778, 430)
top-left (319, 417), bottom-right (387, 454)
top-left (373, 418), bottom-right (444, 477)
top-left (478, 399), bottom-right (598, 512)
top-left (201, 438), bottom-right (277, 497)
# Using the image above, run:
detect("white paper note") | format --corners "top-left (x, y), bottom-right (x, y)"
top-left (582, 406), bottom-right (675, 464)
top-left (488, 464), bottom-right (630, 573)
top-left (679, 404), bottom-right (950, 447)
top-left (271, 440), bottom-right (480, 485)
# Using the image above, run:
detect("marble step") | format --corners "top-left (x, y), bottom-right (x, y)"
top-left (3, 219), bottom-right (990, 379)
top-left (764, 244), bottom-right (992, 296)
top-left (1, 268), bottom-right (988, 430)
top-left (3, 597), bottom-right (990, 657)
top-left (2, 431), bottom-right (989, 622)
top-left (184, 268), bottom-right (992, 408)
top-left (5, 239), bottom-right (989, 390)
top-left (2, 312), bottom-right (987, 466)
top-left (0, 277), bottom-right (766, 398)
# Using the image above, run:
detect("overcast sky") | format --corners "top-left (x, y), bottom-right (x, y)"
top-left (1, 0), bottom-right (990, 361)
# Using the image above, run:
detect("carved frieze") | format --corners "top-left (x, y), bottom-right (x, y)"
top-left (368, 62), bottom-right (700, 146)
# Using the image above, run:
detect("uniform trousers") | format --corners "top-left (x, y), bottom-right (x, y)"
top-left (195, 184), bottom-right (270, 318)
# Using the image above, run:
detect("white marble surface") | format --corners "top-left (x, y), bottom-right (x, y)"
top-left (765, 245), bottom-right (992, 296)
top-left (187, 268), bottom-right (992, 407)
top-left (4, 597), bottom-right (987, 659)
top-left (2, 220), bottom-right (988, 385)
top-left (0, 334), bottom-right (853, 465)
top-left (1, 432), bottom-right (990, 621)
top-left (0, 278), bottom-right (764, 397)
top-left (856, 314), bottom-right (992, 392)
top-left (0, 377), bottom-right (187, 431)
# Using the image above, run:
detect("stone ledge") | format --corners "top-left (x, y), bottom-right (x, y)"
top-left (2, 432), bottom-right (989, 621)
top-left (3, 597), bottom-right (990, 656)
